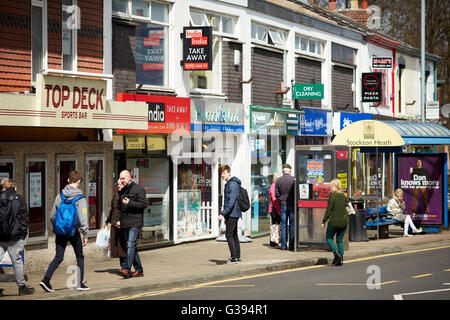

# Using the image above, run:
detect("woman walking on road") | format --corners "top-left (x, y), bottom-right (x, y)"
top-left (322, 179), bottom-right (349, 266)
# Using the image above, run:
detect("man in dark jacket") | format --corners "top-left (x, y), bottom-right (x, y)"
top-left (0, 179), bottom-right (34, 296)
top-left (275, 164), bottom-right (296, 251)
top-left (116, 170), bottom-right (147, 278)
top-left (218, 165), bottom-right (242, 263)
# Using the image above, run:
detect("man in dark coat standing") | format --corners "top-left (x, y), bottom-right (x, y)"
top-left (275, 164), bottom-right (296, 251)
top-left (218, 165), bottom-right (242, 264)
top-left (116, 170), bottom-right (147, 278)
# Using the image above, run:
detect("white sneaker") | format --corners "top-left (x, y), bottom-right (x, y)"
top-left (413, 228), bottom-right (423, 234)
top-left (403, 233), bottom-right (413, 237)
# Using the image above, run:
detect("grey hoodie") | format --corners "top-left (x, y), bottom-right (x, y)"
top-left (50, 185), bottom-right (89, 238)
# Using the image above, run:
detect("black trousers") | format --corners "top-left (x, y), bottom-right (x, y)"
top-left (44, 233), bottom-right (84, 285)
top-left (225, 217), bottom-right (240, 259)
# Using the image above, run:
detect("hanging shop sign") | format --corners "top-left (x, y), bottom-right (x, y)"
top-left (191, 100), bottom-right (244, 133)
top-left (181, 26), bottom-right (212, 70)
top-left (395, 153), bottom-right (447, 226)
top-left (372, 57), bottom-right (392, 69)
top-left (292, 83), bottom-right (324, 100)
top-left (335, 112), bottom-right (373, 134)
top-left (250, 106), bottom-right (304, 136)
top-left (116, 93), bottom-right (190, 134)
top-left (362, 72), bottom-right (383, 103)
top-left (300, 108), bottom-right (332, 136)
top-left (0, 75), bottom-right (148, 130)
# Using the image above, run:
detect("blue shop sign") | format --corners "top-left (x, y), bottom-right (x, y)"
top-left (300, 108), bottom-right (332, 136)
top-left (340, 112), bottom-right (373, 130)
top-left (191, 100), bottom-right (244, 133)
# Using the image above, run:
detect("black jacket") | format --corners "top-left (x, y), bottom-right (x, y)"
top-left (0, 187), bottom-right (28, 241)
top-left (221, 177), bottom-right (242, 219)
top-left (117, 182), bottom-right (147, 228)
top-left (275, 174), bottom-right (296, 207)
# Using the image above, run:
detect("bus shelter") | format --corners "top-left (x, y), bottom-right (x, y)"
top-left (331, 120), bottom-right (449, 238)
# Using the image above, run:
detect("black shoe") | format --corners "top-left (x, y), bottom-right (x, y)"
top-left (0, 288), bottom-right (4, 297)
top-left (76, 282), bottom-right (91, 291)
top-left (227, 258), bottom-right (239, 264)
top-left (39, 279), bottom-right (55, 292)
top-left (332, 252), bottom-right (343, 266)
top-left (18, 285), bottom-right (35, 296)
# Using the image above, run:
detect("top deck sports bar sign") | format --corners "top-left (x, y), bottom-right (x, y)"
top-left (181, 26), bottom-right (212, 70)
top-left (0, 74), bottom-right (148, 130)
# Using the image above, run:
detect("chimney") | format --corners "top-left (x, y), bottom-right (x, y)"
top-left (340, 0), bottom-right (372, 26)
top-left (329, 0), bottom-right (336, 10)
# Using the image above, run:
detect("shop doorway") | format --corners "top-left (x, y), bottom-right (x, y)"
top-left (26, 158), bottom-right (47, 239)
top-left (86, 156), bottom-right (104, 230)
top-left (56, 156), bottom-right (77, 193)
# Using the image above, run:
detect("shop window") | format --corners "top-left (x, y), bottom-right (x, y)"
top-left (0, 160), bottom-right (14, 181)
top-left (189, 36), bottom-right (220, 91)
top-left (86, 158), bottom-right (104, 230)
top-left (27, 160), bottom-right (46, 238)
top-left (177, 159), bottom-right (212, 240)
top-left (62, 0), bottom-right (77, 71)
top-left (31, 0), bottom-right (46, 83)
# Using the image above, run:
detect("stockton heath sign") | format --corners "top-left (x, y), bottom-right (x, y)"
top-left (0, 74), bottom-right (147, 129)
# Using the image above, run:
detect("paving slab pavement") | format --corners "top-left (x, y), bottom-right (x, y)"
top-left (1, 227), bottom-right (449, 300)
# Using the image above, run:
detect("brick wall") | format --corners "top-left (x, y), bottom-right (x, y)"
top-left (112, 19), bottom-right (137, 98)
top-left (332, 65), bottom-right (354, 109)
top-left (222, 41), bottom-right (243, 103)
top-left (0, 2), bottom-right (31, 92)
top-left (251, 47), bottom-right (284, 107)
top-left (295, 57), bottom-right (322, 108)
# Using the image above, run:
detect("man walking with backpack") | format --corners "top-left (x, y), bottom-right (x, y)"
top-left (0, 179), bottom-right (35, 296)
top-left (40, 170), bottom-right (90, 292)
top-left (218, 165), bottom-right (243, 264)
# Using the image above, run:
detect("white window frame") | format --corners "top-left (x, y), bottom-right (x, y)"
top-left (62, 0), bottom-right (78, 71)
top-left (188, 9), bottom-right (237, 95)
top-left (31, 0), bottom-right (48, 85)
top-left (295, 34), bottom-right (324, 59)
top-left (113, 0), bottom-right (171, 88)
top-left (251, 21), bottom-right (286, 50)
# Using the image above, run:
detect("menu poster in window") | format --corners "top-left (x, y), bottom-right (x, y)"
top-left (29, 172), bottom-right (42, 208)
top-left (88, 182), bottom-right (97, 197)
top-left (306, 159), bottom-right (324, 185)
top-left (130, 168), bottom-right (139, 184)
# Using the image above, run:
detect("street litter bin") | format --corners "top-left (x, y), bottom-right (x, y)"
top-left (349, 209), bottom-right (368, 241)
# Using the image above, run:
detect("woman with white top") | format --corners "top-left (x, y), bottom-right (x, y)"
top-left (387, 188), bottom-right (423, 237)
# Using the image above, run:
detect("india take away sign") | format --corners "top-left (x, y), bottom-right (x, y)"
top-left (292, 83), bottom-right (324, 100)
top-left (182, 26), bottom-right (212, 70)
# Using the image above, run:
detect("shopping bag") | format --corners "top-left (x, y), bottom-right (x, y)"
top-left (95, 226), bottom-right (110, 249)
top-left (270, 224), bottom-right (281, 244)
top-left (346, 202), bottom-right (356, 215)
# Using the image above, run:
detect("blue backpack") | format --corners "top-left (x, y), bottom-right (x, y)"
top-left (54, 192), bottom-right (84, 236)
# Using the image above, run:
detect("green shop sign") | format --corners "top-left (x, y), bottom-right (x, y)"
top-left (293, 83), bottom-right (324, 100)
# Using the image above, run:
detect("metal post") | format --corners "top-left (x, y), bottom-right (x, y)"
top-left (421, 0), bottom-right (426, 122)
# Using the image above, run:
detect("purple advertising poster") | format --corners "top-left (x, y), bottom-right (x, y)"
top-left (396, 154), bottom-right (443, 224)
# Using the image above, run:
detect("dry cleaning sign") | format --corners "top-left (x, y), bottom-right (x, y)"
top-left (182, 26), bottom-right (212, 70)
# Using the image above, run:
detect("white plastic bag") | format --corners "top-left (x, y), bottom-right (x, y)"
top-left (95, 226), bottom-right (110, 249)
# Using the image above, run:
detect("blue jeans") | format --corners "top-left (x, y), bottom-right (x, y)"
top-left (280, 206), bottom-right (295, 250)
top-left (122, 227), bottom-right (143, 273)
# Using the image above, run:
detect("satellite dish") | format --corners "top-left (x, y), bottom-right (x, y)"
top-left (442, 104), bottom-right (450, 118)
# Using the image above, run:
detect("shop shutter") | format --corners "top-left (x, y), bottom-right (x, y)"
top-left (332, 65), bottom-right (354, 110)
top-left (222, 41), bottom-right (243, 103)
top-left (295, 57), bottom-right (322, 109)
top-left (251, 47), bottom-right (284, 107)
